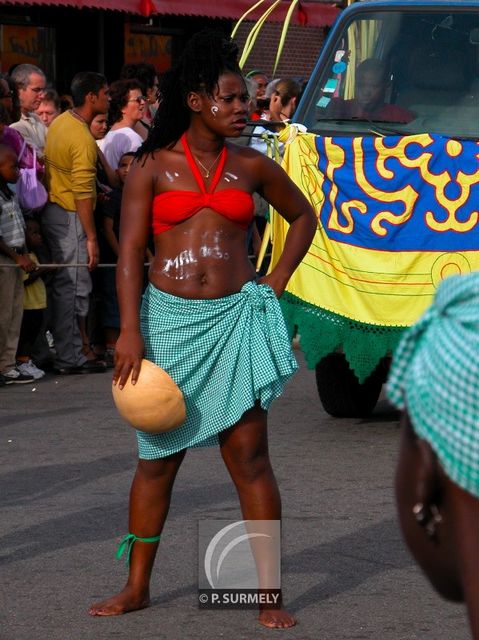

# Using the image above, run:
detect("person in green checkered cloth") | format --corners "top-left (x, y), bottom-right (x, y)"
top-left (387, 270), bottom-right (479, 639)
top-left (88, 30), bottom-right (317, 628)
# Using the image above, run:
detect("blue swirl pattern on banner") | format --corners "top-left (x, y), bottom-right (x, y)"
top-left (315, 134), bottom-right (479, 251)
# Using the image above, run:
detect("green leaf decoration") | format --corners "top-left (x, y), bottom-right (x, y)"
top-left (273, 0), bottom-right (299, 75)
top-left (235, 0), bottom-right (283, 70)
top-left (231, 0), bottom-right (267, 40)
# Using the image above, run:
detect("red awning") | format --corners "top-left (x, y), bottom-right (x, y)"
top-left (156, 1), bottom-right (340, 27)
top-left (3, 0), bottom-right (146, 11)
top-left (2, 0), bottom-right (340, 26)
top-left (1, 0), bottom-right (144, 11)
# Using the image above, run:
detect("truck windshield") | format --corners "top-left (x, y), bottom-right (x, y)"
top-left (299, 8), bottom-right (479, 138)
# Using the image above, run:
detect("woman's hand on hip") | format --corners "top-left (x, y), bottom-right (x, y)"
top-left (257, 271), bottom-right (289, 298)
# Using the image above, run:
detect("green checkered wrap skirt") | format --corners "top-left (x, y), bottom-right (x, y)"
top-left (137, 280), bottom-right (298, 459)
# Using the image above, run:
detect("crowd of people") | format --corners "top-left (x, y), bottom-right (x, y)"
top-left (0, 58), bottom-right (302, 387)
top-left (0, 60), bottom-right (162, 384)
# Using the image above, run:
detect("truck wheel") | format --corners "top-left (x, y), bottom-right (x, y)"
top-left (315, 353), bottom-right (387, 418)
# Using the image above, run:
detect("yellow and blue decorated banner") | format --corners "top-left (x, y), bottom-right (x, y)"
top-left (271, 128), bottom-right (479, 379)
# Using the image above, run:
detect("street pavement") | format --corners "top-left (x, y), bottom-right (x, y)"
top-left (0, 353), bottom-right (470, 640)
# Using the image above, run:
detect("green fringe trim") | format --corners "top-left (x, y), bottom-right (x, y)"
top-left (280, 292), bottom-right (406, 383)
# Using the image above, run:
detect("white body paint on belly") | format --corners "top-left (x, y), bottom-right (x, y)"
top-left (199, 231), bottom-right (230, 261)
top-left (154, 232), bottom-right (231, 281)
top-left (161, 249), bottom-right (197, 279)
top-left (199, 245), bottom-right (230, 260)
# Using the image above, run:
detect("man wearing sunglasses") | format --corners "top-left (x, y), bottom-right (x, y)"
top-left (10, 64), bottom-right (47, 157)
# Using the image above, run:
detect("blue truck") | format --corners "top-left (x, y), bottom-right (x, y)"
top-left (278, 0), bottom-right (479, 417)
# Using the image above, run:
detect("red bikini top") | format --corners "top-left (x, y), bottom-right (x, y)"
top-left (152, 133), bottom-right (255, 236)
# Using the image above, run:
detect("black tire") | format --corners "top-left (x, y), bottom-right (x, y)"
top-left (315, 353), bottom-right (387, 418)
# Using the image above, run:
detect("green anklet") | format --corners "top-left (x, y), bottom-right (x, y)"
top-left (116, 532), bottom-right (161, 566)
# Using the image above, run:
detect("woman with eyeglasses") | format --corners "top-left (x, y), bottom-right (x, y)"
top-left (119, 62), bottom-right (159, 138)
top-left (0, 73), bottom-right (20, 124)
top-left (99, 79), bottom-right (146, 169)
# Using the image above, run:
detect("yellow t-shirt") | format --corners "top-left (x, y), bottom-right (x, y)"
top-left (23, 252), bottom-right (47, 310)
top-left (44, 111), bottom-right (97, 212)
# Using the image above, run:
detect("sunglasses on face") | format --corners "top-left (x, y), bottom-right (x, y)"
top-left (127, 96), bottom-right (147, 104)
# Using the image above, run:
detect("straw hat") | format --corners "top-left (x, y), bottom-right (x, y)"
top-left (112, 359), bottom-right (186, 433)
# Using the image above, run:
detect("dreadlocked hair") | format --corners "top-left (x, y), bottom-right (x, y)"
top-left (138, 30), bottom-right (240, 158)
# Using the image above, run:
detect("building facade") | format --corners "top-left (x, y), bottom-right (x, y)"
top-left (0, 0), bottom-right (339, 91)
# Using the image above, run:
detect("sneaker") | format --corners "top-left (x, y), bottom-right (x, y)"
top-left (2, 367), bottom-right (35, 384)
top-left (16, 360), bottom-right (45, 380)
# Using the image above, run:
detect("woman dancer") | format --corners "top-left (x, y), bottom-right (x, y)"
top-left (89, 31), bottom-right (317, 628)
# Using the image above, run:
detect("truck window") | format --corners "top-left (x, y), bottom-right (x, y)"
top-left (300, 8), bottom-right (479, 138)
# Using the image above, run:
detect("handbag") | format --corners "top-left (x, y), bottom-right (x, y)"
top-left (16, 142), bottom-right (48, 214)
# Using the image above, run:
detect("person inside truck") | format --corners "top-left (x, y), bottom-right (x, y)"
top-left (387, 271), bottom-right (479, 640)
top-left (327, 58), bottom-right (415, 123)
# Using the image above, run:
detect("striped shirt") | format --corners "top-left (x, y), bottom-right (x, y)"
top-left (0, 189), bottom-right (25, 249)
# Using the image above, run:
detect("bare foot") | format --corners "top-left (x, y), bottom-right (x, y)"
top-left (89, 585), bottom-right (150, 616)
top-left (259, 607), bottom-right (297, 629)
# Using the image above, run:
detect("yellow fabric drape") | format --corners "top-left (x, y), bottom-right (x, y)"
top-left (269, 126), bottom-right (479, 329)
top-left (344, 19), bottom-right (380, 99)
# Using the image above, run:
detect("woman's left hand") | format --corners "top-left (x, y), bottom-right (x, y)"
top-left (256, 272), bottom-right (288, 298)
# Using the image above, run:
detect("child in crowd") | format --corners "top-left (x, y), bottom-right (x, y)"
top-left (0, 144), bottom-right (37, 385)
top-left (85, 112), bottom-right (117, 362)
top-left (16, 216), bottom-right (52, 379)
top-left (100, 151), bottom-right (137, 366)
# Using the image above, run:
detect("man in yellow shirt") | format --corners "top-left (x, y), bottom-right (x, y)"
top-left (43, 71), bottom-right (110, 374)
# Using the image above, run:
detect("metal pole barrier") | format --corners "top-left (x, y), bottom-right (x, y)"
top-left (2, 257), bottom-right (270, 268)
top-left (1, 263), bottom-right (147, 268)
